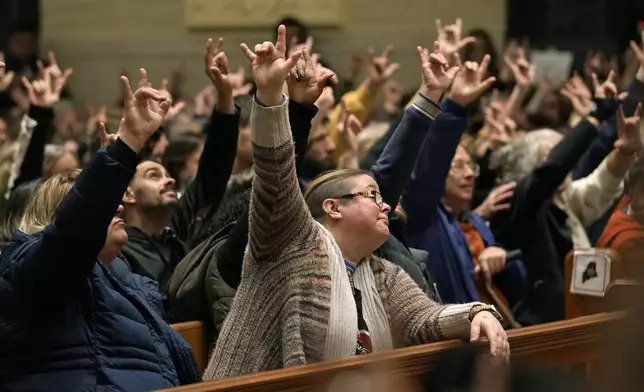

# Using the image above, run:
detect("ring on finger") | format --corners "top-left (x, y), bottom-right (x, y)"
top-left (295, 70), bottom-right (305, 82)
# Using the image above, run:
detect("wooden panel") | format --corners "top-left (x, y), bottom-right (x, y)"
top-left (184, 0), bottom-right (345, 29)
top-left (159, 312), bottom-right (621, 392)
top-left (565, 248), bottom-right (638, 319)
top-left (171, 321), bottom-right (208, 374)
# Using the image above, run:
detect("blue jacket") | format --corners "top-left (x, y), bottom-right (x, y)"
top-left (0, 140), bottom-right (200, 391)
top-left (402, 100), bottom-right (482, 304)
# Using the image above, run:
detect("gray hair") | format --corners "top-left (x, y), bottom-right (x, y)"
top-left (490, 129), bottom-right (563, 184)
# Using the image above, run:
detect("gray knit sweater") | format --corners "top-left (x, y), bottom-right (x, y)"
top-left (203, 98), bottom-right (481, 380)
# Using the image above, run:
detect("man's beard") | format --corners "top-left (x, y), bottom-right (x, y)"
top-left (302, 157), bottom-right (335, 180)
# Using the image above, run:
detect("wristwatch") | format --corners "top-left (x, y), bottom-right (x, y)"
top-left (469, 304), bottom-right (503, 323)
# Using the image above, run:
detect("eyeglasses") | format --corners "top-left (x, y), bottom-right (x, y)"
top-left (335, 190), bottom-right (383, 207)
top-left (450, 160), bottom-right (480, 177)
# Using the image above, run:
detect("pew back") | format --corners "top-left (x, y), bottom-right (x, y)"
top-left (171, 321), bottom-right (208, 374)
top-left (161, 312), bottom-right (621, 392)
top-left (565, 249), bottom-right (638, 318)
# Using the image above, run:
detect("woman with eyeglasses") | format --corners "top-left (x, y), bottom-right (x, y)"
top-left (203, 27), bottom-right (508, 380)
top-left (401, 59), bottom-right (527, 322)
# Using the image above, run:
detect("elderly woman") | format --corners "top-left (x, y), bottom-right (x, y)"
top-left (0, 72), bottom-right (200, 391)
top-left (489, 94), bottom-right (642, 325)
top-left (205, 26), bottom-right (508, 380)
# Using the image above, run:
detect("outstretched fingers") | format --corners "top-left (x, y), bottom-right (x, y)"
top-left (120, 76), bottom-right (135, 105)
top-left (240, 43), bottom-right (257, 62)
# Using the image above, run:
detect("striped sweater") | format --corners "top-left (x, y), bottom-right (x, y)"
top-left (204, 97), bottom-right (482, 380)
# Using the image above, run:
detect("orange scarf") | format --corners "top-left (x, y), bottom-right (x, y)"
top-left (459, 221), bottom-right (509, 307)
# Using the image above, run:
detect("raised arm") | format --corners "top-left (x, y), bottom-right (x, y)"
top-left (216, 49), bottom-right (332, 287)
top-left (10, 61), bottom-right (72, 191)
top-left (498, 73), bottom-right (622, 234)
top-left (370, 42), bottom-right (457, 209)
top-left (2, 72), bottom-right (170, 304)
top-left (566, 104), bottom-right (642, 226)
top-left (171, 39), bottom-right (240, 246)
top-left (240, 25), bottom-right (329, 261)
top-left (403, 53), bottom-right (497, 233)
top-left (573, 77), bottom-right (644, 180)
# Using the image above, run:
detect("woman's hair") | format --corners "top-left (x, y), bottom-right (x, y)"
top-left (0, 178), bottom-right (43, 246)
top-left (18, 170), bottom-right (80, 234)
top-left (490, 129), bottom-right (563, 184)
top-left (162, 134), bottom-right (203, 186)
top-left (43, 144), bottom-right (68, 178)
top-left (304, 169), bottom-right (369, 220)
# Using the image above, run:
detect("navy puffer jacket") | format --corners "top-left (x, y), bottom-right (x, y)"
top-left (0, 140), bottom-right (200, 391)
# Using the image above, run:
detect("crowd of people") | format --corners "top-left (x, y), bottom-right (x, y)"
top-left (0, 14), bottom-right (643, 392)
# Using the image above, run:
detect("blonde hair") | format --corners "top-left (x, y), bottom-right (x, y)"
top-left (18, 170), bottom-right (80, 234)
top-left (304, 168), bottom-right (369, 220)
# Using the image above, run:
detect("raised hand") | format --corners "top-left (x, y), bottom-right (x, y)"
top-left (503, 47), bottom-right (534, 88)
top-left (475, 182), bottom-right (516, 221)
top-left (366, 46), bottom-right (400, 89)
top-left (0, 54), bottom-right (14, 92)
top-left (36, 51), bottom-right (73, 95)
top-left (435, 18), bottom-right (476, 57)
top-left (118, 70), bottom-right (171, 153)
top-left (205, 38), bottom-right (250, 99)
top-left (22, 65), bottom-right (72, 108)
top-left (448, 54), bottom-right (497, 107)
top-left (160, 78), bottom-right (186, 120)
top-left (240, 24), bottom-right (303, 105)
top-left (194, 85), bottom-right (215, 117)
top-left (287, 35), bottom-right (314, 59)
top-left (85, 104), bottom-right (108, 135)
top-left (417, 41), bottom-right (460, 101)
top-left (614, 102), bottom-right (643, 154)
top-left (336, 101), bottom-right (361, 169)
top-left (99, 121), bottom-right (119, 148)
top-left (314, 86), bottom-right (335, 111)
top-left (287, 48), bottom-right (337, 105)
top-left (591, 70), bottom-right (618, 100)
top-left (561, 73), bottom-right (594, 116)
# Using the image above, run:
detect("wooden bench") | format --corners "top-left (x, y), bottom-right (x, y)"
top-left (171, 321), bottom-right (208, 374)
top-left (161, 312), bottom-right (622, 392)
top-left (565, 249), bottom-right (639, 319)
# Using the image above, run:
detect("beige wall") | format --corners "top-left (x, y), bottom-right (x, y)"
top-left (42, 0), bottom-right (505, 105)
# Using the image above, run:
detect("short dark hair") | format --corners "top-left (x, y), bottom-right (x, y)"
top-left (162, 133), bottom-right (203, 186)
top-left (274, 16), bottom-right (309, 44)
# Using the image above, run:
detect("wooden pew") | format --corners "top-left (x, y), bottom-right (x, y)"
top-left (565, 249), bottom-right (639, 319)
top-left (171, 321), bottom-right (208, 374)
top-left (160, 312), bottom-right (622, 392)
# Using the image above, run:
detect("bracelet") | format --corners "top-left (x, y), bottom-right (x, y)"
top-left (469, 304), bottom-right (503, 323)
top-left (411, 93), bottom-right (441, 120)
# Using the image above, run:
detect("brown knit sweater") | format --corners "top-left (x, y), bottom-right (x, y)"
top-left (203, 98), bottom-right (482, 380)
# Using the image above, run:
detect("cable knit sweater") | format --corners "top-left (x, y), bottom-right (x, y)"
top-left (204, 97), bottom-right (482, 380)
